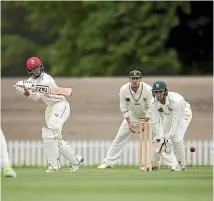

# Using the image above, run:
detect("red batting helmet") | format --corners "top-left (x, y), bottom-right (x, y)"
top-left (26, 57), bottom-right (44, 79)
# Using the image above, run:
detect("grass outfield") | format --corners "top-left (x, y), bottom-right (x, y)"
top-left (1, 166), bottom-right (213, 201)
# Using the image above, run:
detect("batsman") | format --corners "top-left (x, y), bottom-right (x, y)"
top-left (14, 57), bottom-right (84, 172)
top-left (145, 80), bottom-right (192, 171)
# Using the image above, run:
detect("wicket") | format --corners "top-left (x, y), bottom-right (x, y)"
top-left (138, 122), bottom-right (153, 171)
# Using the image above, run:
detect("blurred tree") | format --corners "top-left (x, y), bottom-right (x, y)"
top-left (2, 1), bottom-right (211, 76)
top-left (75, 1), bottom-right (190, 76)
top-left (1, 2), bottom-right (58, 76)
top-left (1, 2), bottom-right (35, 76)
top-left (20, 1), bottom-right (190, 76)
top-left (166, 1), bottom-right (213, 75)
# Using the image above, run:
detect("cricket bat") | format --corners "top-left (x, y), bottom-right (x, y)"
top-left (34, 85), bottom-right (72, 96)
top-left (14, 84), bottom-right (72, 96)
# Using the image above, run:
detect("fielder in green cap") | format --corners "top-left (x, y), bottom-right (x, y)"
top-left (128, 70), bottom-right (143, 78)
top-left (98, 70), bottom-right (153, 169)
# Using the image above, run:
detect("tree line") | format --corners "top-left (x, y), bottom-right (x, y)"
top-left (1, 1), bottom-right (213, 76)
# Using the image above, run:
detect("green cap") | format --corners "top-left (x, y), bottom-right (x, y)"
top-left (152, 80), bottom-right (168, 92)
top-left (129, 70), bottom-right (142, 78)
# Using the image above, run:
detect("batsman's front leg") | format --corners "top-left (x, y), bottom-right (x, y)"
top-left (42, 127), bottom-right (61, 172)
top-left (58, 139), bottom-right (84, 173)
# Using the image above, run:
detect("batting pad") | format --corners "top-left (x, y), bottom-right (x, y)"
top-left (162, 152), bottom-right (178, 167)
top-left (42, 127), bottom-right (60, 169)
top-left (152, 152), bottom-right (162, 167)
top-left (58, 140), bottom-right (80, 165)
top-left (173, 141), bottom-right (186, 166)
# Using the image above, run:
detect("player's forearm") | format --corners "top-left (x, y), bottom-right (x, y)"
top-left (27, 92), bottom-right (41, 101)
top-left (120, 107), bottom-right (129, 117)
top-left (120, 101), bottom-right (129, 119)
top-left (125, 116), bottom-right (131, 124)
top-left (144, 108), bottom-right (152, 123)
top-left (119, 103), bottom-right (130, 123)
top-left (23, 91), bottom-right (30, 97)
top-left (23, 90), bottom-right (39, 100)
top-left (120, 106), bottom-right (131, 124)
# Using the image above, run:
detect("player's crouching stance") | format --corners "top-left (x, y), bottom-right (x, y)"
top-left (14, 57), bottom-right (84, 173)
top-left (98, 70), bottom-right (155, 169)
top-left (145, 80), bottom-right (192, 171)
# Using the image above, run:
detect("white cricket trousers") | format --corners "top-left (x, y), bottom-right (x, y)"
top-left (103, 115), bottom-right (158, 167)
top-left (45, 100), bottom-right (70, 138)
top-left (157, 107), bottom-right (192, 142)
top-left (154, 107), bottom-right (192, 166)
top-left (1, 128), bottom-right (11, 168)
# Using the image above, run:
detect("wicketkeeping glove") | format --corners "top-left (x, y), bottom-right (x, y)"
top-left (165, 139), bottom-right (173, 153)
top-left (153, 138), bottom-right (165, 153)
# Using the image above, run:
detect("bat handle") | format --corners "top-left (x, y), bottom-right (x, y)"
top-left (13, 84), bottom-right (25, 88)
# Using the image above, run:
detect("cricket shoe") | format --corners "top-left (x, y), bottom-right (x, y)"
top-left (3, 167), bottom-right (17, 177)
top-left (151, 166), bottom-right (160, 171)
top-left (141, 166), bottom-right (160, 171)
top-left (69, 154), bottom-right (84, 173)
top-left (178, 161), bottom-right (186, 171)
top-left (97, 163), bottom-right (112, 169)
top-left (170, 165), bottom-right (181, 171)
top-left (46, 168), bottom-right (60, 173)
top-left (180, 165), bottom-right (186, 171)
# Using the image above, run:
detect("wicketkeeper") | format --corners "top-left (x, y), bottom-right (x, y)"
top-left (14, 57), bottom-right (84, 172)
top-left (145, 80), bottom-right (192, 171)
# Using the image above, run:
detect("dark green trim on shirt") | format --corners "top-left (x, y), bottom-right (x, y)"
top-left (129, 83), bottom-right (143, 103)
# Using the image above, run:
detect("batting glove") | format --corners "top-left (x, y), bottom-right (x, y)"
top-left (15, 80), bottom-right (26, 94)
top-left (24, 81), bottom-right (33, 90)
top-left (15, 85), bottom-right (26, 94)
top-left (16, 80), bottom-right (24, 87)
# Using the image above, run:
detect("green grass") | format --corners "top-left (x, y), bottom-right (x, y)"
top-left (1, 166), bottom-right (213, 201)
